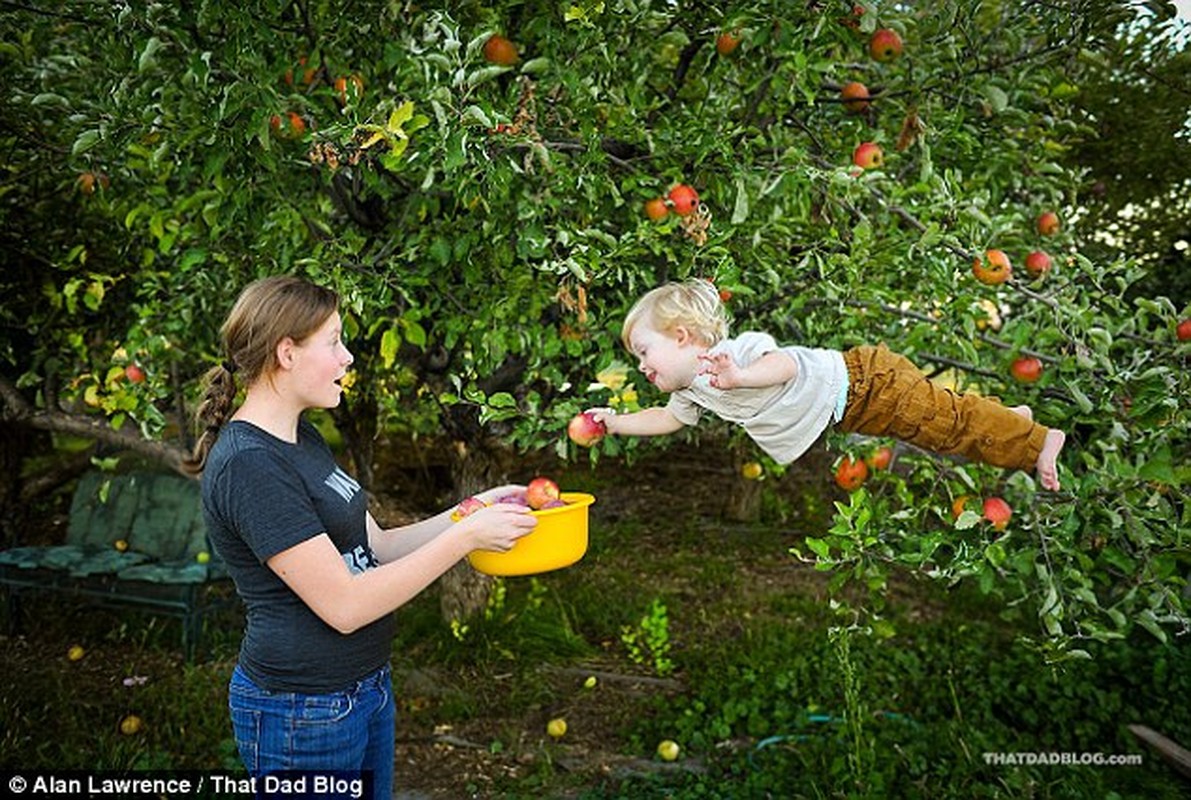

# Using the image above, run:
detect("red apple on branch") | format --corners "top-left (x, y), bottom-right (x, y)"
top-left (982, 497), bottom-right (1012, 531)
top-left (483, 34), bottom-right (520, 66)
top-left (852, 142), bottom-right (883, 169)
top-left (715, 30), bottom-right (741, 56)
top-left (124, 365), bottom-right (146, 384)
top-left (1010, 356), bottom-right (1043, 383)
top-left (834, 457), bottom-right (868, 492)
top-left (667, 184), bottom-right (699, 216)
top-left (1036, 211), bottom-right (1060, 236)
top-left (644, 197), bottom-right (669, 221)
top-left (973, 249), bottom-right (1012, 285)
top-left (869, 28), bottom-right (903, 61)
top-left (1024, 250), bottom-right (1052, 278)
top-left (1177, 319), bottom-right (1191, 341)
top-left (840, 81), bottom-right (871, 113)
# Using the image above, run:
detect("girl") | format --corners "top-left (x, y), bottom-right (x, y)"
top-left (186, 275), bottom-right (536, 798)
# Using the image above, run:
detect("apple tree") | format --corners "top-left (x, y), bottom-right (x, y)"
top-left (0, 0), bottom-right (1187, 649)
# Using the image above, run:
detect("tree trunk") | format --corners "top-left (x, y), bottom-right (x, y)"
top-left (438, 438), bottom-right (519, 623)
top-left (332, 389), bottom-right (378, 493)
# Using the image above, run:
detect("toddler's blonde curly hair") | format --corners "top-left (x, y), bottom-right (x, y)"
top-left (621, 280), bottom-right (729, 350)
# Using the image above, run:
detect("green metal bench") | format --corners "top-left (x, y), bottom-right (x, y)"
top-left (0, 470), bottom-right (235, 659)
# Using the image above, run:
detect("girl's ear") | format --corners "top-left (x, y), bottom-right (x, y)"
top-left (673, 325), bottom-right (695, 346)
top-left (275, 337), bottom-right (296, 369)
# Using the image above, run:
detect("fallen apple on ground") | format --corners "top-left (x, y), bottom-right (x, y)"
top-left (657, 740), bottom-right (681, 761)
top-left (546, 718), bottom-right (567, 738)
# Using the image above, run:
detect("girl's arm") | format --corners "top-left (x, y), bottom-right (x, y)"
top-left (698, 350), bottom-right (797, 390)
top-left (366, 484), bottom-right (528, 563)
top-left (587, 406), bottom-right (685, 437)
top-left (267, 503), bottom-right (536, 634)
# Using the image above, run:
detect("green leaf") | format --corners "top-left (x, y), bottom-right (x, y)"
top-left (138, 36), bottom-right (163, 72)
top-left (805, 537), bottom-right (830, 558)
top-left (380, 327), bottom-right (400, 368)
top-left (731, 178), bottom-right (749, 224)
top-left (388, 101), bottom-right (415, 132)
top-left (72, 129), bottom-right (101, 155)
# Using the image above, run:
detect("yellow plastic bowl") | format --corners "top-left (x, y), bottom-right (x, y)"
top-left (467, 492), bottom-right (596, 576)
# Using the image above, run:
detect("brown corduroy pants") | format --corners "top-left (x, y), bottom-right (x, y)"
top-left (838, 345), bottom-right (1048, 471)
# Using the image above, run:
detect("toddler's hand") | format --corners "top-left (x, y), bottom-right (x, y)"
top-left (698, 353), bottom-right (743, 389)
top-left (584, 407), bottom-right (618, 435)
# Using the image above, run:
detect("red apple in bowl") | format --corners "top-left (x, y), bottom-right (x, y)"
top-left (526, 477), bottom-right (561, 510)
top-left (568, 412), bottom-right (607, 447)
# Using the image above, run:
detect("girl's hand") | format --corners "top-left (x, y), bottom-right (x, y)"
top-left (459, 504), bottom-right (537, 552)
top-left (474, 484), bottom-right (527, 506)
top-left (584, 407), bottom-right (618, 435)
top-left (697, 353), bottom-right (743, 389)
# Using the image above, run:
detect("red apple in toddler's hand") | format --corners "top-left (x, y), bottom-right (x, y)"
top-left (526, 477), bottom-right (561, 510)
top-left (568, 412), bottom-right (606, 447)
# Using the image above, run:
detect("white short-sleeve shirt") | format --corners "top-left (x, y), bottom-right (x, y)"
top-left (665, 332), bottom-right (848, 464)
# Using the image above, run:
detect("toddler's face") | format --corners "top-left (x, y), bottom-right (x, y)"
top-left (628, 322), bottom-right (702, 392)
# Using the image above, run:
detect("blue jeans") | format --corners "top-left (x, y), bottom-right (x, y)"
top-left (228, 663), bottom-right (395, 800)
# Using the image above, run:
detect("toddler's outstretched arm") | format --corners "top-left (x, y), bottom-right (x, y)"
top-left (586, 406), bottom-right (684, 437)
top-left (698, 350), bottom-right (797, 389)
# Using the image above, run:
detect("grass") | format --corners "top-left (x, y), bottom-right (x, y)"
top-left (2, 442), bottom-right (1189, 798)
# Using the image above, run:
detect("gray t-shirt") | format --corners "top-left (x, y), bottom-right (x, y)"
top-left (202, 418), bottom-right (392, 693)
top-left (666, 331), bottom-right (848, 464)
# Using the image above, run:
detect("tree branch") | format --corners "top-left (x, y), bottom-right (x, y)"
top-left (0, 374), bottom-right (189, 475)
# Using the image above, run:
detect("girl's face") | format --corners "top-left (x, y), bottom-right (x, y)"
top-left (628, 322), bottom-right (702, 392)
top-left (289, 311), bottom-right (354, 408)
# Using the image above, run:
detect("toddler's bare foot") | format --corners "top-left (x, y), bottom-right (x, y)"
top-left (1036, 429), bottom-right (1066, 491)
top-left (1011, 405), bottom-right (1033, 421)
